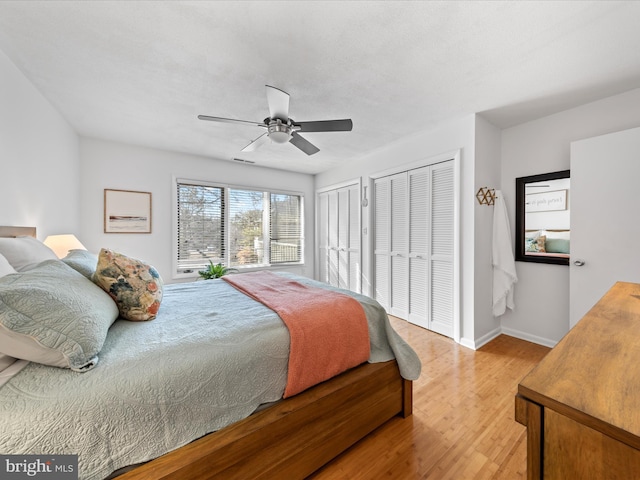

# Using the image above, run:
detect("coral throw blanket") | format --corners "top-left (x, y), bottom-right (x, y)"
top-left (223, 271), bottom-right (370, 397)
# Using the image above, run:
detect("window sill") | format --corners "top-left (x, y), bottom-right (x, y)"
top-left (172, 263), bottom-right (304, 282)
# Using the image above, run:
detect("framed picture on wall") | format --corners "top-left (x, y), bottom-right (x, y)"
top-left (525, 189), bottom-right (567, 213)
top-left (104, 189), bottom-right (152, 233)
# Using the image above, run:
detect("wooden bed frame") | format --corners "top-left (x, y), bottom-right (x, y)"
top-left (0, 226), bottom-right (413, 480)
top-left (117, 361), bottom-right (411, 480)
top-left (0, 226), bottom-right (37, 238)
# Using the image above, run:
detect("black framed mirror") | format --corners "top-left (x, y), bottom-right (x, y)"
top-left (515, 170), bottom-right (570, 265)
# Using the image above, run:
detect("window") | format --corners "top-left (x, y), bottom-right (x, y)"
top-left (228, 189), bottom-right (265, 266)
top-left (176, 183), bottom-right (224, 273)
top-left (270, 193), bottom-right (303, 264)
top-left (176, 180), bottom-right (303, 275)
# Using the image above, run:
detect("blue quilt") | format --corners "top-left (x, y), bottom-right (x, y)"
top-left (0, 273), bottom-right (420, 480)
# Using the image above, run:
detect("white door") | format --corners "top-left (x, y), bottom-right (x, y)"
top-left (373, 161), bottom-right (454, 338)
top-left (317, 183), bottom-right (361, 294)
top-left (570, 126), bottom-right (640, 327)
top-left (373, 172), bottom-right (409, 318)
top-left (346, 184), bottom-right (362, 293)
top-left (317, 192), bottom-right (329, 283)
top-left (408, 166), bottom-right (430, 327)
top-left (374, 177), bottom-right (391, 309)
top-left (389, 173), bottom-right (409, 318)
top-left (327, 189), bottom-right (339, 287)
top-left (428, 161), bottom-right (455, 337)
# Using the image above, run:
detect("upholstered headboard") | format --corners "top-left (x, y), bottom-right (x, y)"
top-left (0, 226), bottom-right (36, 238)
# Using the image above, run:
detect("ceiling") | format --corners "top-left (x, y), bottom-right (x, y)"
top-left (1, 1), bottom-right (640, 175)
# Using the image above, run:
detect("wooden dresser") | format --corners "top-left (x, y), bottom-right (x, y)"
top-left (516, 282), bottom-right (640, 479)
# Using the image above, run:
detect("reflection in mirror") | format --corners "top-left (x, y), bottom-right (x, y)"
top-left (515, 170), bottom-right (570, 265)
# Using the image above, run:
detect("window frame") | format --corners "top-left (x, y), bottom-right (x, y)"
top-left (173, 177), bottom-right (304, 280)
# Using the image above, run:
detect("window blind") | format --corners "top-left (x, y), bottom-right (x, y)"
top-left (176, 183), bottom-right (224, 273)
top-left (270, 193), bottom-right (302, 264)
top-left (228, 189), bottom-right (265, 267)
top-left (176, 181), bottom-right (303, 274)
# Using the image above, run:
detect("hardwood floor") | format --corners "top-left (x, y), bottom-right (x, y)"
top-left (308, 317), bottom-right (550, 479)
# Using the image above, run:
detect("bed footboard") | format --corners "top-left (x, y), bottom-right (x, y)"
top-left (116, 360), bottom-right (411, 480)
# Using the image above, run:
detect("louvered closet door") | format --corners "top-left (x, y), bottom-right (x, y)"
top-left (373, 160), bottom-right (454, 338)
top-left (374, 173), bottom-right (409, 316)
top-left (317, 192), bottom-right (329, 283)
top-left (408, 167), bottom-right (430, 328)
top-left (317, 184), bottom-right (361, 294)
top-left (327, 189), bottom-right (339, 287)
top-left (337, 188), bottom-right (350, 290)
top-left (429, 161), bottom-right (454, 337)
top-left (347, 184), bottom-right (361, 293)
top-left (374, 178), bottom-right (391, 309)
top-left (389, 173), bottom-right (409, 318)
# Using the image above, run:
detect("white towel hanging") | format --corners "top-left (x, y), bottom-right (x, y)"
top-left (492, 190), bottom-right (518, 317)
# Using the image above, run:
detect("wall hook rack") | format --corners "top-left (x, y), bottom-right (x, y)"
top-left (476, 187), bottom-right (496, 206)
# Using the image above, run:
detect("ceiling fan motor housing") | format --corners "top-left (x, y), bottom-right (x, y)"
top-left (266, 117), bottom-right (293, 143)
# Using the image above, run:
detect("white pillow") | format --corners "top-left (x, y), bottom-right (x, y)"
top-left (0, 236), bottom-right (57, 271)
top-left (542, 230), bottom-right (570, 240)
top-left (0, 253), bottom-right (17, 278)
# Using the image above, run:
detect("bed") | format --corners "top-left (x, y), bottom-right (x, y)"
top-left (0, 226), bottom-right (420, 480)
top-left (524, 228), bottom-right (570, 258)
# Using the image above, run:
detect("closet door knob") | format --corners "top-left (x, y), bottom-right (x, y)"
top-left (573, 259), bottom-right (586, 267)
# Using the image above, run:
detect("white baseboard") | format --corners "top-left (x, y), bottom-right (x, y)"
top-left (459, 327), bottom-right (502, 350)
top-left (500, 326), bottom-right (557, 348)
top-left (458, 337), bottom-right (477, 350)
top-left (458, 327), bottom-right (558, 350)
top-left (473, 327), bottom-right (503, 350)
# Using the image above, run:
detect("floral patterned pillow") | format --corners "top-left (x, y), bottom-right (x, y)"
top-left (93, 248), bottom-right (163, 321)
top-left (525, 235), bottom-right (546, 253)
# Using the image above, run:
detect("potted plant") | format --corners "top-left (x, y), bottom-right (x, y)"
top-left (198, 261), bottom-right (238, 280)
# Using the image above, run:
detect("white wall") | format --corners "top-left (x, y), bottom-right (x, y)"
top-left (316, 115), bottom-right (477, 346)
top-left (0, 48), bottom-right (80, 239)
top-left (500, 87), bottom-right (640, 346)
top-left (473, 115), bottom-right (502, 346)
top-left (79, 138), bottom-right (315, 283)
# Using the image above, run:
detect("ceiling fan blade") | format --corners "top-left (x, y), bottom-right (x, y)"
top-left (198, 115), bottom-right (265, 127)
top-left (241, 132), bottom-right (269, 152)
top-left (265, 85), bottom-right (290, 121)
top-left (289, 131), bottom-right (320, 156)
top-left (294, 119), bottom-right (353, 132)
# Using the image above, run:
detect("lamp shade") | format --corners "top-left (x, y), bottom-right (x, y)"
top-left (43, 234), bottom-right (87, 259)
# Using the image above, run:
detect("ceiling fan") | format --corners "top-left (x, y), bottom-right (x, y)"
top-left (198, 85), bottom-right (353, 156)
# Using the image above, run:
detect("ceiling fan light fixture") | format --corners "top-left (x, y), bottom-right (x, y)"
top-left (269, 130), bottom-right (291, 143)
top-left (267, 119), bottom-right (292, 144)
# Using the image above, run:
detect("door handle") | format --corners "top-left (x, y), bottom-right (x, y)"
top-left (573, 259), bottom-right (586, 266)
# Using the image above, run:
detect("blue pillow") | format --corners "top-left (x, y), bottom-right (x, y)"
top-left (0, 260), bottom-right (118, 371)
top-left (545, 238), bottom-right (570, 254)
top-left (62, 249), bottom-right (98, 279)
